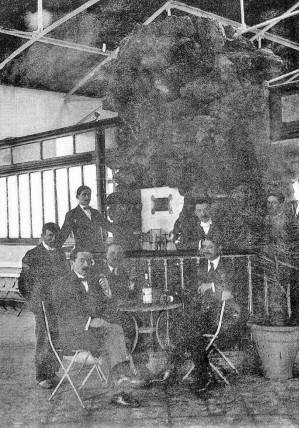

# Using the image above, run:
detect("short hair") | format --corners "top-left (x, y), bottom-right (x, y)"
top-left (69, 247), bottom-right (92, 261)
top-left (42, 222), bottom-right (60, 235)
top-left (76, 185), bottom-right (91, 198)
top-left (106, 241), bottom-right (123, 252)
top-left (268, 192), bottom-right (285, 204)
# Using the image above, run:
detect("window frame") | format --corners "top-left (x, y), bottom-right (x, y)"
top-left (0, 118), bottom-right (119, 245)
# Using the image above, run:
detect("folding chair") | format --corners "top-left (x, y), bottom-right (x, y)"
top-left (42, 302), bottom-right (108, 409)
top-left (203, 300), bottom-right (239, 385)
top-left (182, 300), bottom-right (239, 385)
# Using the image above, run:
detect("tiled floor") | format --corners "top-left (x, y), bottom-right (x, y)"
top-left (2, 309), bottom-right (299, 428)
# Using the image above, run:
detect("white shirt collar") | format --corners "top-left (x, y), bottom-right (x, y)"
top-left (208, 255), bottom-right (220, 272)
top-left (42, 242), bottom-right (55, 251)
top-left (108, 264), bottom-right (118, 274)
top-left (80, 204), bottom-right (90, 210)
top-left (74, 270), bottom-right (89, 292)
top-left (200, 218), bottom-right (212, 227)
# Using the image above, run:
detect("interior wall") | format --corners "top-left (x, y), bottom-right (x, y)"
top-left (0, 84), bottom-right (116, 140)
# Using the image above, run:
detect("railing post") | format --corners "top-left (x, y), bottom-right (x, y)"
top-left (146, 259), bottom-right (152, 286)
top-left (264, 274), bottom-right (269, 317)
top-left (287, 283), bottom-right (292, 319)
top-left (163, 258), bottom-right (168, 291)
top-left (247, 255), bottom-right (253, 315)
top-left (179, 258), bottom-right (184, 290)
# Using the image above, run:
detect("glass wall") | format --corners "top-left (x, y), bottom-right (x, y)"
top-left (0, 125), bottom-right (117, 240)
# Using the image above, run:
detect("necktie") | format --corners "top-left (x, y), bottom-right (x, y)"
top-left (83, 206), bottom-right (91, 220)
top-left (209, 262), bottom-right (215, 272)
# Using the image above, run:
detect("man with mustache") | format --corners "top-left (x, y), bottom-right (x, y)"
top-left (52, 248), bottom-right (141, 407)
top-left (156, 236), bottom-right (241, 395)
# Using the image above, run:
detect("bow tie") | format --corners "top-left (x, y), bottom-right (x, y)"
top-left (83, 206), bottom-right (91, 210)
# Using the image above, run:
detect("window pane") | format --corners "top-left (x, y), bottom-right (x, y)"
top-left (30, 172), bottom-right (43, 238)
top-left (0, 178), bottom-right (7, 238)
top-left (42, 139), bottom-right (56, 159)
top-left (69, 166), bottom-right (82, 208)
top-left (106, 167), bottom-right (113, 181)
top-left (75, 131), bottom-right (95, 153)
top-left (19, 174), bottom-right (31, 238)
top-left (13, 143), bottom-right (40, 164)
top-left (43, 170), bottom-right (56, 223)
top-left (56, 136), bottom-right (74, 157)
top-left (7, 176), bottom-right (19, 238)
top-left (0, 148), bottom-right (11, 166)
top-left (83, 164), bottom-right (97, 208)
top-left (56, 169), bottom-right (69, 226)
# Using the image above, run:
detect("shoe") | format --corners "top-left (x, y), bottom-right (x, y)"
top-left (110, 392), bottom-right (140, 407)
top-left (117, 376), bottom-right (146, 388)
top-left (38, 379), bottom-right (54, 389)
top-left (147, 367), bottom-right (177, 386)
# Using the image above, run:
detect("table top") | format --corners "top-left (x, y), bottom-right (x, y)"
top-left (118, 302), bottom-right (182, 313)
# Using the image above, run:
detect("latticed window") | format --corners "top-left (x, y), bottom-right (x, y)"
top-left (0, 119), bottom-right (118, 242)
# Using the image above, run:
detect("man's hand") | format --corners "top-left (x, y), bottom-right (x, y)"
top-left (90, 317), bottom-right (110, 328)
top-left (198, 282), bottom-right (215, 296)
top-left (221, 290), bottom-right (233, 301)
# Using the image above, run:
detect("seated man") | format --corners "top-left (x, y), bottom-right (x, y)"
top-left (97, 242), bottom-right (138, 302)
top-left (52, 249), bottom-right (141, 406)
top-left (160, 237), bottom-right (241, 395)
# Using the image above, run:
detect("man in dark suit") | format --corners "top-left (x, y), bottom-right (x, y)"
top-left (97, 243), bottom-right (138, 303)
top-left (57, 185), bottom-right (114, 258)
top-left (52, 249), bottom-right (141, 407)
top-left (173, 197), bottom-right (220, 250)
top-left (18, 223), bottom-right (67, 389)
top-left (161, 237), bottom-right (241, 395)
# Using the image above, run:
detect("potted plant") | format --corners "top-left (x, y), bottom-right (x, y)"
top-left (248, 243), bottom-right (299, 381)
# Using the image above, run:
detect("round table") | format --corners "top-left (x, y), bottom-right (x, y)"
top-left (118, 302), bottom-right (182, 352)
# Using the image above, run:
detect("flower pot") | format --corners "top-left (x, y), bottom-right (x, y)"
top-left (248, 323), bottom-right (299, 380)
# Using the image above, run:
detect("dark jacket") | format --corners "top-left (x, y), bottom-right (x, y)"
top-left (52, 271), bottom-right (123, 354)
top-left (18, 243), bottom-right (67, 313)
top-left (173, 215), bottom-right (221, 250)
top-left (57, 205), bottom-right (113, 254)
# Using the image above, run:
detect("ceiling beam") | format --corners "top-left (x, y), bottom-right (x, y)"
top-left (171, 1), bottom-right (299, 52)
top-left (0, 26), bottom-right (110, 56)
top-left (37, 0), bottom-right (43, 32)
top-left (0, 0), bottom-right (103, 71)
top-left (251, 1), bottom-right (299, 42)
top-left (67, 1), bottom-right (171, 98)
top-left (66, 48), bottom-right (119, 100)
top-left (67, 0), bottom-right (299, 97)
top-left (237, 10), bottom-right (299, 36)
top-left (143, 1), bottom-right (172, 25)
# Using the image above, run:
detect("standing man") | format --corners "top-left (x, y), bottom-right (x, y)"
top-left (173, 197), bottom-right (220, 250)
top-left (18, 223), bottom-right (67, 389)
top-left (57, 185), bottom-right (114, 259)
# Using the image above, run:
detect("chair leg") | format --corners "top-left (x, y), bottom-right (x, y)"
top-left (128, 353), bottom-right (137, 376)
top-left (182, 361), bottom-right (195, 381)
top-left (212, 345), bottom-right (239, 373)
top-left (209, 361), bottom-right (230, 385)
top-left (50, 352), bottom-right (85, 409)
top-left (79, 354), bottom-right (108, 390)
top-left (94, 358), bottom-right (108, 384)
